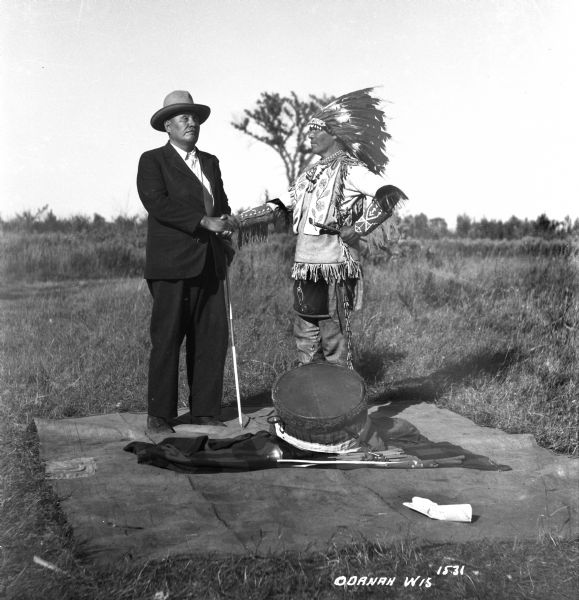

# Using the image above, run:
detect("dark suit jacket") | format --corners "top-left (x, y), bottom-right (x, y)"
top-left (137, 142), bottom-right (232, 279)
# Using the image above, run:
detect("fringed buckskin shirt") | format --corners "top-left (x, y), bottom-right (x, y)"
top-left (277, 152), bottom-right (389, 283)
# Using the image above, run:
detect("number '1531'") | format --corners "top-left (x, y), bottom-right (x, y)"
top-left (436, 565), bottom-right (465, 576)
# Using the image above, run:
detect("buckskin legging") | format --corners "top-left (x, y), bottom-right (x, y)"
top-left (293, 280), bottom-right (354, 366)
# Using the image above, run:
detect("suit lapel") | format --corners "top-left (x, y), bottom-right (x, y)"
top-left (163, 143), bottom-right (200, 184)
top-left (162, 143), bottom-right (211, 219)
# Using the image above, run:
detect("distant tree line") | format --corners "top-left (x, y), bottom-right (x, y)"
top-left (400, 213), bottom-right (579, 240)
top-left (0, 205), bottom-right (146, 237)
top-left (2, 206), bottom-right (577, 241)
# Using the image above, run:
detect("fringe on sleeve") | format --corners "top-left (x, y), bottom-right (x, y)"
top-left (237, 200), bottom-right (292, 247)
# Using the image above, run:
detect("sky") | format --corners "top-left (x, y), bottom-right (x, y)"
top-left (1, 0), bottom-right (578, 227)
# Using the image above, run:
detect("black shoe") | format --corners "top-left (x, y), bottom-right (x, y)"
top-left (189, 416), bottom-right (226, 427)
top-left (147, 415), bottom-right (175, 434)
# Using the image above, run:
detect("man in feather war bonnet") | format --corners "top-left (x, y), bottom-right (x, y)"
top-left (238, 88), bottom-right (407, 368)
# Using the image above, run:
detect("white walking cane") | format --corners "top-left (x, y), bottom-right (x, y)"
top-left (224, 264), bottom-right (245, 427)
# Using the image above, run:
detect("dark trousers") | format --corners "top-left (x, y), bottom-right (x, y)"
top-left (147, 263), bottom-right (228, 420)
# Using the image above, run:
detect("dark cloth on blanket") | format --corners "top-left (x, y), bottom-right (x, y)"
top-left (124, 431), bottom-right (310, 473)
top-left (396, 441), bottom-right (510, 471)
top-left (124, 429), bottom-right (510, 473)
top-left (360, 413), bottom-right (511, 471)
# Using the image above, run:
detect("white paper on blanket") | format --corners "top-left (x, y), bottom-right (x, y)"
top-left (402, 496), bottom-right (472, 522)
top-left (45, 457), bottom-right (97, 479)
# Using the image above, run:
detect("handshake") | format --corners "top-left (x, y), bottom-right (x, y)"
top-left (200, 214), bottom-right (240, 238)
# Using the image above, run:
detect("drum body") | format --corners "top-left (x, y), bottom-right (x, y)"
top-left (272, 363), bottom-right (367, 447)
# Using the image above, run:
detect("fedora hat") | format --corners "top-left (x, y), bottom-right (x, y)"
top-left (150, 90), bottom-right (211, 131)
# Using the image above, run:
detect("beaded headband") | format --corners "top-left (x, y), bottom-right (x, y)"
top-left (308, 118), bottom-right (327, 131)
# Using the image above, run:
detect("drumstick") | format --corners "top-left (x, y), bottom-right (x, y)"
top-left (277, 458), bottom-right (427, 468)
top-left (277, 457), bottom-right (465, 468)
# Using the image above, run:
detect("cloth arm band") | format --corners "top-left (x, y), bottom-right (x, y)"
top-left (353, 185), bottom-right (408, 235)
top-left (239, 203), bottom-right (275, 225)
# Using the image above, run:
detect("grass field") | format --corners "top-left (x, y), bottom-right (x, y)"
top-left (1, 233), bottom-right (578, 598)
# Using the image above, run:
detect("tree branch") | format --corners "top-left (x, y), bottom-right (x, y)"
top-left (231, 91), bottom-right (335, 187)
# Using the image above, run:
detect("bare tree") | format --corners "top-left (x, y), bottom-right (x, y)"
top-left (231, 91), bottom-right (334, 185)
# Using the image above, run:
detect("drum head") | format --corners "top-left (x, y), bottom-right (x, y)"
top-left (272, 363), bottom-right (367, 444)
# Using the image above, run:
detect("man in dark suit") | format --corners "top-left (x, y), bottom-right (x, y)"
top-left (137, 90), bottom-right (239, 434)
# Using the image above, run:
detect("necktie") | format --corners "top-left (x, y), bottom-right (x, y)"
top-left (186, 151), bottom-right (214, 216)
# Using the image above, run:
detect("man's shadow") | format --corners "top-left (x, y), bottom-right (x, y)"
top-left (355, 347), bottom-right (406, 384)
top-left (215, 347), bottom-right (524, 422)
top-left (367, 348), bottom-right (524, 417)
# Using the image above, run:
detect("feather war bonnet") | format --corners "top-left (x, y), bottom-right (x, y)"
top-left (309, 87), bottom-right (390, 174)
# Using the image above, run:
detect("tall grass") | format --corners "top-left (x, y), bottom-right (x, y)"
top-left (0, 231), bottom-right (145, 280)
top-left (359, 249), bottom-right (578, 454)
top-left (2, 229), bottom-right (578, 281)
top-left (418, 237), bottom-right (578, 258)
